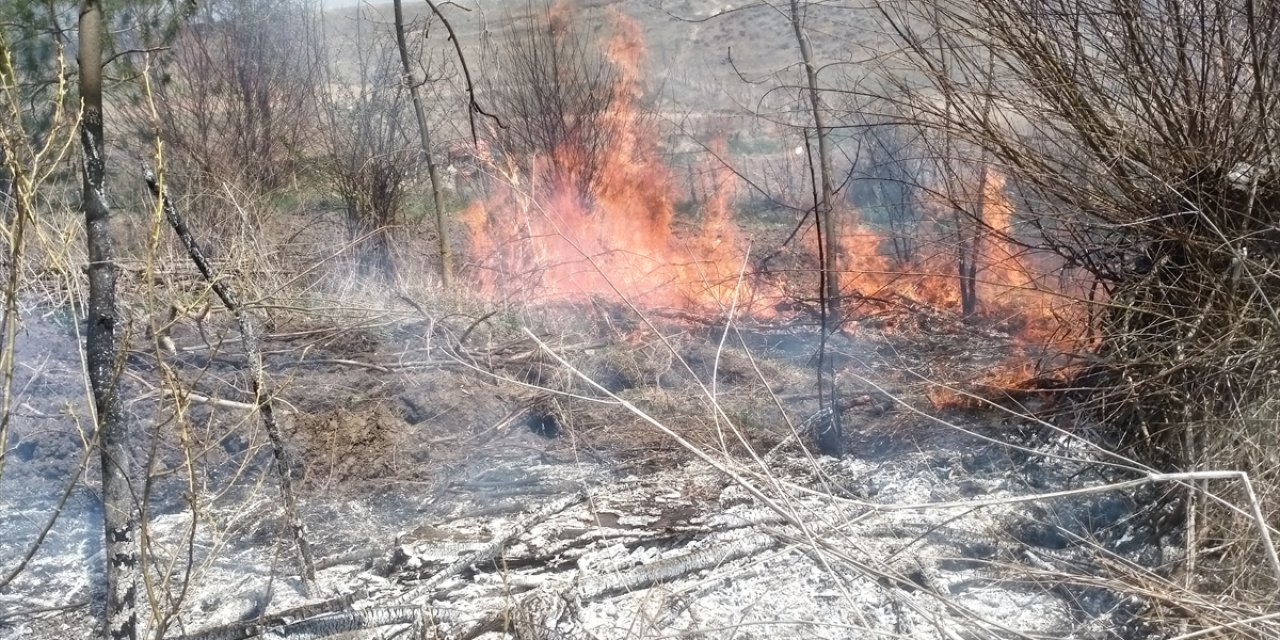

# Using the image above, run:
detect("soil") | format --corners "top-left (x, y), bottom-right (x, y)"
top-left (0, 301), bottom-right (1172, 639)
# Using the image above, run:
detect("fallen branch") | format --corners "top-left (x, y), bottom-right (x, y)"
top-left (257, 607), bottom-right (453, 640)
top-left (170, 593), bottom-right (364, 640)
top-left (381, 489), bottom-right (587, 607)
top-left (162, 389), bottom-right (258, 412)
top-left (213, 491), bottom-right (590, 640)
top-left (579, 531), bottom-right (777, 600)
top-left (448, 531), bottom-right (779, 640)
top-left (174, 605), bottom-right (460, 640)
top-left (294, 358), bottom-right (393, 373)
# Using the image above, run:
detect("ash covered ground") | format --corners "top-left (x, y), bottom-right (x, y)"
top-left (0, 304), bottom-right (1176, 639)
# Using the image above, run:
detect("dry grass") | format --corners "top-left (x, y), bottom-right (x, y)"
top-left (7, 2), bottom-right (1280, 637)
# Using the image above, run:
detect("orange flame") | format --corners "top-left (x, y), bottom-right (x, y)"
top-left (462, 10), bottom-right (764, 313)
top-left (462, 9), bottom-right (1092, 387)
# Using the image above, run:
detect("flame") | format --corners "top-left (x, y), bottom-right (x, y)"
top-left (973, 170), bottom-right (1093, 352)
top-left (462, 10), bottom-right (764, 313)
top-left (461, 8), bottom-right (1093, 390)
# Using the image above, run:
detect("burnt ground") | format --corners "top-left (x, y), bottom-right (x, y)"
top-left (0, 299), bottom-right (1177, 639)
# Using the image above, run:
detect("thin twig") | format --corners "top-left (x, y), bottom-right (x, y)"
top-left (144, 169), bottom-right (317, 593)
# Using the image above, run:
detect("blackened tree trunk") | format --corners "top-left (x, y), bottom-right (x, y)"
top-left (79, 2), bottom-right (138, 638)
top-left (958, 210), bottom-right (979, 319)
top-left (958, 56), bottom-right (998, 322)
top-left (393, 0), bottom-right (453, 288)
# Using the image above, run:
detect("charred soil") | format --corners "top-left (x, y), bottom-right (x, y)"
top-left (0, 298), bottom-right (1172, 639)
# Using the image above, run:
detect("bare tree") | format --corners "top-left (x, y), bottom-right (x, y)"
top-left (781, 0), bottom-right (846, 458)
top-left (393, 0), bottom-right (453, 288)
top-left (0, 3), bottom-right (70, 166)
top-left (79, 2), bottom-right (138, 638)
top-left (788, 0), bottom-right (841, 331)
top-left (0, 0), bottom-right (76, 511)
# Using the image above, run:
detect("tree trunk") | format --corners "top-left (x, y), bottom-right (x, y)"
top-left (790, 1), bottom-right (842, 459)
top-left (393, 0), bottom-right (453, 288)
top-left (790, 0), bottom-right (840, 329)
top-left (958, 211), bottom-right (979, 319)
top-left (960, 54), bottom-right (999, 322)
top-left (79, 2), bottom-right (138, 638)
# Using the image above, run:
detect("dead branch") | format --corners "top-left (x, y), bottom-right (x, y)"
top-left (579, 531), bottom-right (777, 600)
top-left (170, 604), bottom-right (459, 640)
top-left (145, 168), bottom-right (317, 592)
top-left (193, 491), bottom-right (590, 640)
top-left (383, 489), bottom-right (587, 607)
top-left (444, 532), bottom-right (779, 640)
top-left (162, 389), bottom-right (258, 412)
top-left (0, 438), bottom-right (94, 589)
top-left (171, 593), bottom-right (364, 640)
top-left (421, 0), bottom-right (501, 143)
top-left (256, 607), bottom-right (449, 640)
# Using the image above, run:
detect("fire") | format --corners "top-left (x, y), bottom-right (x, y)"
top-left (820, 170), bottom-right (1089, 345)
top-left (461, 7), bottom-right (1093, 393)
top-left (461, 9), bottom-right (763, 313)
top-left (972, 170), bottom-right (1094, 352)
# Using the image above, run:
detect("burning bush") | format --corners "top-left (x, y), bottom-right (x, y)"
top-left (485, 0), bottom-right (631, 206)
top-left (885, 0), bottom-right (1280, 603)
top-left (464, 7), bottom-right (764, 312)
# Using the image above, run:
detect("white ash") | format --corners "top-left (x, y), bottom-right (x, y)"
top-left (2, 425), bottom-right (1167, 640)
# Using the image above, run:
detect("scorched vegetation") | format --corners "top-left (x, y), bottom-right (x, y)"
top-left (0, 0), bottom-right (1277, 639)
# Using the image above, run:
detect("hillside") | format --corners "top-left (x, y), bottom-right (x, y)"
top-left (322, 0), bottom-right (901, 142)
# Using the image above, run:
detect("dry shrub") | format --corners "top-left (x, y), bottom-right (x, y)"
top-left (882, 0), bottom-right (1280, 623)
top-left (140, 0), bottom-right (324, 195)
top-left (484, 0), bottom-right (626, 203)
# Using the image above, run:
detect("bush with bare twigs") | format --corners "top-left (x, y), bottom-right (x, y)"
top-left (318, 23), bottom-right (423, 281)
top-left (141, 0), bottom-right (323, 196)
top-left (882, 0), bottom-right (1280, 616)
top-left (483, 0), bottom-right (633, 205)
